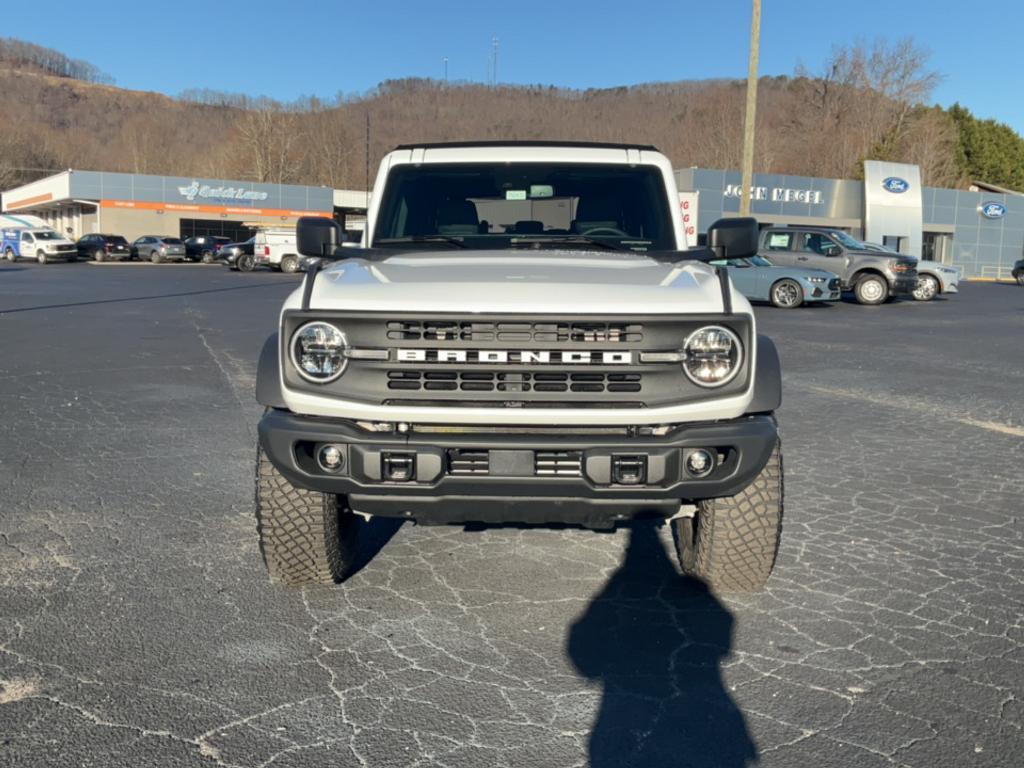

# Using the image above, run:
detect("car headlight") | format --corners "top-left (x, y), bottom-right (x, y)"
top-left (682, 326), bottom-right (742, 387)
top-left (291, 321), bottom-right (348, 383)
top-left (806, 276), bottom-right (827, 283)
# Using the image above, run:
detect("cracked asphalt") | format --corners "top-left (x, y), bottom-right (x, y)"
top-left (0, 262), bottom-right (1021, 768)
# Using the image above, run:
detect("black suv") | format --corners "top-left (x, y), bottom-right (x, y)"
top-left (77, 233), bottom-right (131, 262)
top-left (184, 236), bottom-right (232, 263)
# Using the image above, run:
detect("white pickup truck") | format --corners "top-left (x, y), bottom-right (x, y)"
top-left (253, 141), bottom-right (784, 593)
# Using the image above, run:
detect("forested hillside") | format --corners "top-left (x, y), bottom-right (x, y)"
top-left (1, 36), bottom-right (1021, 193)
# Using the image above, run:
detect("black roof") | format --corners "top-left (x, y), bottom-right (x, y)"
top-left (393, 140), bottom-right (660, 152)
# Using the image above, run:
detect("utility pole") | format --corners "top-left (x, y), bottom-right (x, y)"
top-left (443, 56), bottom-right (448, 83)
top-left (739, 0), bottom-right (761, 216)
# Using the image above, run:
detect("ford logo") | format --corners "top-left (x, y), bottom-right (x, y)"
top-left (882, 177), bottom-right (910, 194)
top-left (979, 201), bottom-right (1007, 219)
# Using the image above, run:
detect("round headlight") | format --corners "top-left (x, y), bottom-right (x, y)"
top-left (682, 326), bottom-right (742, 387)
top-left (291, 322), bottom-right (348, 383)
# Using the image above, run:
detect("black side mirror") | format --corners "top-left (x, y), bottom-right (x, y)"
top-left (707, 217), bottom-right (759, 259)
top-left (297, 217), bottom-right (345, 258)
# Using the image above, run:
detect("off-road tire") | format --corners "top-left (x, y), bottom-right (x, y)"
top-left (854, 273), bottom-right (889, 305)
top-left (770, 278), bottom-right (803, 309)
top-left (255, 442), bottom-right (359, 585)
top-left (672, 440), bottom-right (783, 592)
top-left (280, 255), bottom-right (299, 274)
top-left (150, 250), bottom-right (162, 264)
top-left (237, 253), bottom-right (256, 272)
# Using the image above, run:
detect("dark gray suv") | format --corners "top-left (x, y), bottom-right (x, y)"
top-left (758, 227), bottom-right (918, 305)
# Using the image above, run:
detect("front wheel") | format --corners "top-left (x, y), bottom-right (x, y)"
top-left (769, 279), bottom-right (804, 309)
top-left (36, 250), bottom-right (48, 265)
top-left (854, 273), bottom-right (889, 305)
top-left (255, 443), bottom-right (359, 585)
top-left (912, 274), bottom-right (939, 301)
top-left (672, 440), bottom-right (783, 592)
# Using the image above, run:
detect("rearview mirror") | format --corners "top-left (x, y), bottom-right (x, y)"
top-left (707, 217), bottom-right (759, 259)
top-left (297, 217), bottom-right (344, 258)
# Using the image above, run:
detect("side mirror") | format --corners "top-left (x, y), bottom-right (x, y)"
top-left (297, 217), bottom-right (345, 258)
top-left (707, 217), bottom-right (759, 259)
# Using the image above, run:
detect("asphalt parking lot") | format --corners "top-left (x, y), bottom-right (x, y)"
top-left (0, 262), bottom-right (1021, 768)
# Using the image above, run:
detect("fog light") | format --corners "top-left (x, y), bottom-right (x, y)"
top-left (317, 444), bottom-right (345, 472)
top-left (685, 449), bottom-right (715, 478)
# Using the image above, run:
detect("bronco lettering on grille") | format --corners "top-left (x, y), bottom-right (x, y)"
top-left (395, 349), bottom-right (634, 365)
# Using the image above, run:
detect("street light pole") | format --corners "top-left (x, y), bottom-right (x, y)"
top-left (739, 0), bottom-right (762, 217)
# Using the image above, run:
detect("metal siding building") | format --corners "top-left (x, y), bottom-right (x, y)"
top-left (1, 170), bottom-right (349, 243)
top-left (676, 165), bottom-right (1022, 279)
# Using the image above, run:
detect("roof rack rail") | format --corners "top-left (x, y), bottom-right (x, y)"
top-left (392, 140), bottom-right (661, 152)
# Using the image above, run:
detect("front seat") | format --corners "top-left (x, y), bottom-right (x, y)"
top-left (435, 200), bottom-right (480, 236)
top-left (572, 195), bottom-right (622, 234)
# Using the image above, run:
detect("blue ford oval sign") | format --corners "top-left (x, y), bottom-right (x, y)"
top-left (882, 177), bottom-right (910, 194)
top-left (979, 201), bottom-right (1007, 219)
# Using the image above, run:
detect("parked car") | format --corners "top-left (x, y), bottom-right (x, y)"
top-left (77, 233), bottom-right (131, 262)
top-left (2, 226), bottom-right (77, 263)
top-left (1011, 259), bottom-right (1023, 286)
top-left (130, 236), bottom-right (186, 263)
top-left (711, 255), bottom-right (841, 308)
top-left (757, 227), bottom-right (918, 305)
top-left (253, 228), bottom-right (302, 273)
top-left (861, 242), bottom-right (961, 301)
top-left (222, 237), bottom-right (256, 271)
top-left (184, 235), bottom-right (232, 263)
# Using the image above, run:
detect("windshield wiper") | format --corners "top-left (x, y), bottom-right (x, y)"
top-left (376, 236), bottom-right (468, 249)
top-left (509, 236), bottom-right (631, 252)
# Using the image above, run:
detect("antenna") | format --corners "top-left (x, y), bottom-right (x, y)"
top-left (491, 36), bottom-right (499, 85)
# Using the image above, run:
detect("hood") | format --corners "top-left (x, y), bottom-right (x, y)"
top-left (293, 250), bottom-right (734, 314)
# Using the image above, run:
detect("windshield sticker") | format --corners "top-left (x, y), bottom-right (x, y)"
top-left (505, 190), bottom-right (527, 200)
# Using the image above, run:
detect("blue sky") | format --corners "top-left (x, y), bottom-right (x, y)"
top-left (9, 0), bottom-right (1023, 133)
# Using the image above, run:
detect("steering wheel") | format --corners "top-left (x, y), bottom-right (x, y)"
top-left (579, 226), bottom-right (629, 237)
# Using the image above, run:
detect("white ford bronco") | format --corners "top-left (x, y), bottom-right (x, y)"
top-left (254, 141), bottom-right (783, 592)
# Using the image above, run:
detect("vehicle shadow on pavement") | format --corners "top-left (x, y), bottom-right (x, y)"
top-left (567, 523), bottom-right (757, 768)
top-left (350, 517), bottom-right (405, 577)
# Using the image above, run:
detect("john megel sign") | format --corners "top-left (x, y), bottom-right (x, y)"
top-left (724, 184), bottom-right (824, 205)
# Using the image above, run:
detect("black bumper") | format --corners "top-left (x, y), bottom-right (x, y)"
top-left (258, 409), bottom-right (778, 528)
top-left (891, 276), bottom-right (918, 295)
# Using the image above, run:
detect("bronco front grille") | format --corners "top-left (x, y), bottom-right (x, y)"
top-left (386, 370), bottom-right (642, 394)
top-left (385, 320), bottom-right (644, 343)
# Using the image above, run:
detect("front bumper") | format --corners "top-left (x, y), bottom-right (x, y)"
top-left (258, 409), bottom-right (778, 528)
top-left (891, 276), bottom-right (918, 295)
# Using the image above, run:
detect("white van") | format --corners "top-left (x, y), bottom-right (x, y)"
top-left (253, 229), bottom-right (301, 273)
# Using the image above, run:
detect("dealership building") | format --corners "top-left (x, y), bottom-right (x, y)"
top-left (676, 160), bottom-right (1023, 278)
top-left (0, 170), bottom-right (367, 243)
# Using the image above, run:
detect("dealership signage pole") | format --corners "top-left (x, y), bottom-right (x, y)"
top-left (739, 0), bottom-right (762, 216)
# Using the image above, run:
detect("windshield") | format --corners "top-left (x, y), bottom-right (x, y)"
top-left (33, 230), bottom-right (63, 240)
top-left (373, 163), bottom-right (675, 251)
top-left (828, 230), bottom-right (865, 249)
